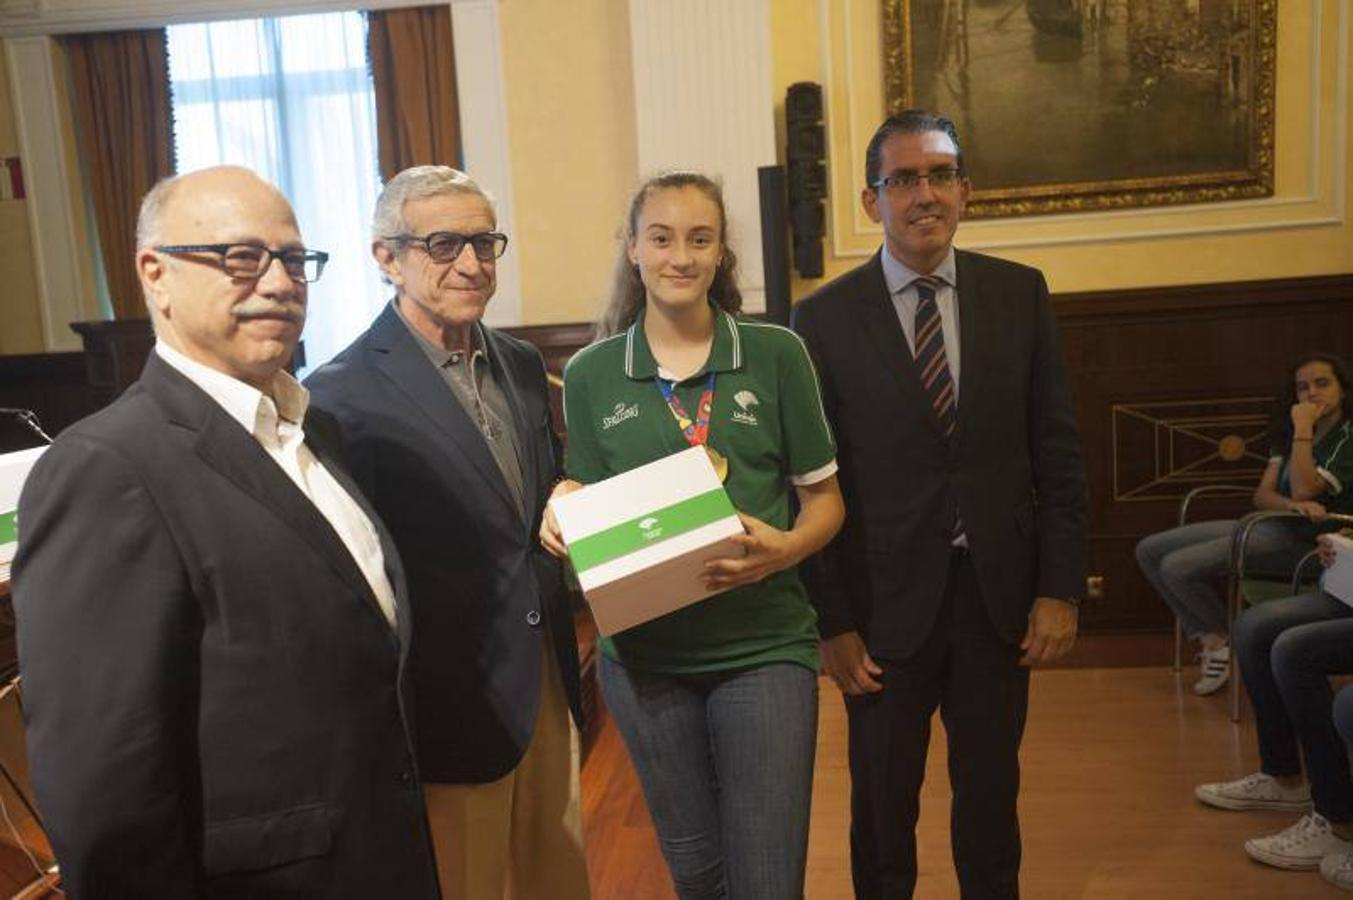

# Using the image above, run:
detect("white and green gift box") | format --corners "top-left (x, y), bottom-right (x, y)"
top-left (0, 447), bottom-right (47, 567)
top-left (550, 445), bottom-right (744, 637)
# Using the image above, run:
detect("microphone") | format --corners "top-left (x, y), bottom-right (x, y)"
top-left (0, 408), bottom-right (54, 444)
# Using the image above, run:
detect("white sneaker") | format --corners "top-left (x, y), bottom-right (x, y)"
top-left (1195, 772), bottom-right (1311, 812)
top-left (1245, 813), bottom-right (1352, 870)
top-left (1321, 847), bottom-right (1353, 891)
top-left (1193, 645), bottom-right (1230, 696)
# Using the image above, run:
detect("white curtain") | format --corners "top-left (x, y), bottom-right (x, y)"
top-left (167, 11), bottom-right (386, 375)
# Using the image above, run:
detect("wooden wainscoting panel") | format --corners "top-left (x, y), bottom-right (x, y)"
top-left (0, 352), bottom-right (99, 451)
top-left (1054, 273), bottom-right (1353, 633)
top-left (502, 322), bottom-right (595, 434)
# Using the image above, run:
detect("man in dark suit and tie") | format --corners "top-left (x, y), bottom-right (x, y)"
top-left (305, 166), bottom-right (587, 900)
top-left (12, 166), bottom-right (440, 898)
top-left (793, 111), bottom-right (1088, 899)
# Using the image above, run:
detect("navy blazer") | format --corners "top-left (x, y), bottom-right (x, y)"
top-left (793, 250), bottom-right (1088, 660)
top-left (13, 354), bottom-right (439, 899)
top-left (306, 304), bottom-right (582, 784)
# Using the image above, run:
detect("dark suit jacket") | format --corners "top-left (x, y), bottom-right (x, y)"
top-left (12, 354), bottom-right (439, 899)
top-left (793, 249), bottom-right (1088, 660)
top-left (305, 304), bottom-right (581, 785)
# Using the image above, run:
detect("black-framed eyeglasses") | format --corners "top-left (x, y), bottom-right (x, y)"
top-left (155, 244), bottom-right (330, 283)
top-left (871, 169), bottom-right (964, 193)
top-left (387, 231), bottom-right (509, 263)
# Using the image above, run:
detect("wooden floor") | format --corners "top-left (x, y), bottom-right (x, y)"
top-left (581, 652), bottom-right (1348, 899)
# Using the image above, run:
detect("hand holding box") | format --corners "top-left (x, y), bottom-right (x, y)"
top-left (549, 446), bottom-right (745, 636)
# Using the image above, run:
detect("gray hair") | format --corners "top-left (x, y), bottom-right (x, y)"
top-left (135, 173), bottom-right (184, 248)
top-left (371, 165), bottom-right (496, 241)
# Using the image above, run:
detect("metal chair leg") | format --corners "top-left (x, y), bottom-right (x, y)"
top-left (1173, 617), bottom-right (1183, 671)
top-left (1227, 571), bottom-right (1241, 722)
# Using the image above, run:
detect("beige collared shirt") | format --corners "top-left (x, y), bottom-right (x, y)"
top-left (155, 342), bottom-right (398, 628)
top-left (392, 301), bottom-right (528, 521)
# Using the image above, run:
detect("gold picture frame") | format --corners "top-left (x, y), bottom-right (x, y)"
top-left (882, 0), bottom-right (1276, 219)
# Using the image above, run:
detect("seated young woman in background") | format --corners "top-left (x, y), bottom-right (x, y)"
top-left (1135, 352), bottom-right (1353, 695)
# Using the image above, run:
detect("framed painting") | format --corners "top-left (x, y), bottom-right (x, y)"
top-left (882, 0), bottom-right (1277, 218)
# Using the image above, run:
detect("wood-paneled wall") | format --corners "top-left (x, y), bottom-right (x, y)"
top-left (7, 273), bottom-right (1349, 635)
top-left (1056, 273), bottom-right (1353, 631)
top-left (0, 352), bottom-right (97, 453)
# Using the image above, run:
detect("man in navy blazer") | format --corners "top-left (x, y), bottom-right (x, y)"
top-left (13, 166), bottom-right (439, 898)
top-left (306, 166), bottom-right (587, 900)
top-left (794, 111), bottom-right (1088, 899)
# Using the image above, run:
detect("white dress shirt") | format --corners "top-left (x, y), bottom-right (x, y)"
top-left (880, 245), bottom-right (961, 402)
top-left (155, 342), bottom-right (398, 628)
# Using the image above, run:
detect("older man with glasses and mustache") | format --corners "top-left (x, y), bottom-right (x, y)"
top-left (306, 166), bottom-right (589, 900)
top-left (12, 165), bottom-right (440, 898)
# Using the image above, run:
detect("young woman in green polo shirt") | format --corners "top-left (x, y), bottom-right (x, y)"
top-left (541, 171), bottom-right (844, 898)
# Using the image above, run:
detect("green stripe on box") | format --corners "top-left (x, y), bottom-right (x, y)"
top-left (0, 510), bottom-right (15, 545)
top-left (567, 488), bottom-right (737, 574)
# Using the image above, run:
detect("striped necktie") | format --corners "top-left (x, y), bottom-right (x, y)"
top-left (913, 276), bottom-right (955, 437)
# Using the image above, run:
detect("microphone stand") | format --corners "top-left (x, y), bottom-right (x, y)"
top-left (0, 408), bottom-right (53, 445)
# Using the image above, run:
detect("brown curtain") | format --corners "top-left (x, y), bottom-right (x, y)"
top-left (367, 6), bottom-right (463, 181)
top-left (65, 30), bottom-right (173, 321)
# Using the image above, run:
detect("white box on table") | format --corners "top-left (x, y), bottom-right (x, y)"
top-left (0, 446), bottom-right (47, 566)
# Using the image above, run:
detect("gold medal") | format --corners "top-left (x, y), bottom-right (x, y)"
top-left (705, 445), bottom-right (729, 483)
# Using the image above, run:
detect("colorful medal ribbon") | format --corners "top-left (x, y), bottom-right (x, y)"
top-left (655, 371), bottom-right (716, 447)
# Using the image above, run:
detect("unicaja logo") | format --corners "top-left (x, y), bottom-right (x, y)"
top-left (603, 402), bottom-right (640, 430)
top-left (638, 516), bottom-right (662, 539)
top-left (732, 390), bottom-right (759, 426)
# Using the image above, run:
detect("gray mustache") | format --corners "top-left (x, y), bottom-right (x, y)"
top-left (232, 298), bottom-right (304, 322)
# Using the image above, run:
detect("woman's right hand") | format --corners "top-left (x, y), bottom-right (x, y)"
top-left (1291, 400), bottom-right (1324, 434)
top-left (1288, 499), bottom-right (1328, 520)
top-left (540, 479), bottom-right (583, 559)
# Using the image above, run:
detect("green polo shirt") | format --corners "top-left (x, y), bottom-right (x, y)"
top-left (1273, 419), bottom-right (1353, 537)
top-left (563, 307), bottom-right (837, 674)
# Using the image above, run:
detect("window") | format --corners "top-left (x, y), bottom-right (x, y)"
top-left (167, 11), bottom-right (385, 374)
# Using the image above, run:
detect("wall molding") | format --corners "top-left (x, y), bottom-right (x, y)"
top-left (0, 0), bottom-right (429, 36)
top-left (628, 0), bottom-right (776, 313)
top-left (821, 0), bottom-right (1349, 258)
top-left (3, 0), bottom-right (526, 335)
top-left (450, 0), bottom-right (519, 327)
top-left (1053, 271), bottom-right (1353, 319)
top-left (5, 36), bottom-right (99, 351)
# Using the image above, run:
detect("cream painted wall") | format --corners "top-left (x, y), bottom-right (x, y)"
top-left (772, 0), bottom-right (1353, 298)
top-left (3, 1), bottom-right (1347, 355)
top-left (498, 0), bottom-right (637, 325)
top-left (0, 48), bottom-right (44, 355)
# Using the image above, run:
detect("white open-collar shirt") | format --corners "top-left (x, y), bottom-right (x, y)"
top-left (156, 341), bottom-right (398, 629)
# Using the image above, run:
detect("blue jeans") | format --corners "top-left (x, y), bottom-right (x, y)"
top-left (1135, 519), bottom-right (1306, 639)
top-left (1235, 590), bottom-right (1353, 821)
top-left (599, 656), bottom-right (818, 900)
top-left (1336, 683), bottom-right (1353, 753)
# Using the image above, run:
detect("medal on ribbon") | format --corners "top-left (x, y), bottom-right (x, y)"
top-left (655, 371), bottom-right (728, 482)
